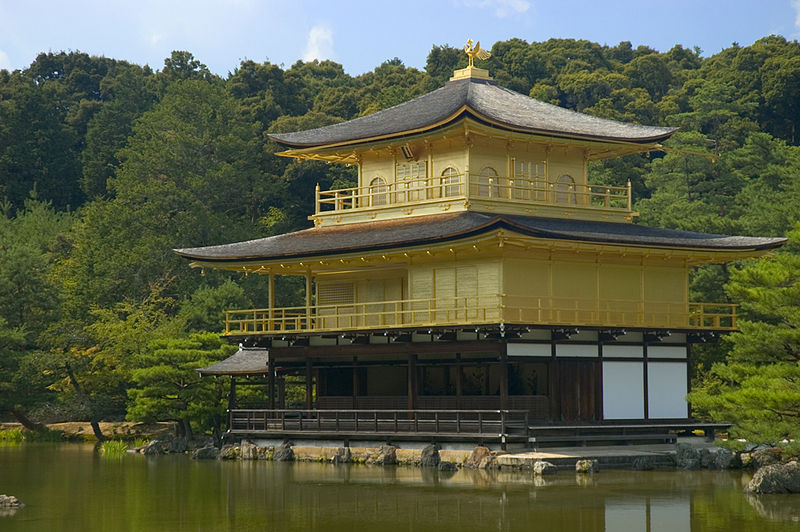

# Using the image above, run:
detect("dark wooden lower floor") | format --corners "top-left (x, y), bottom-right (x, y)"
top-left (227, 408), bottom-right (729, 448)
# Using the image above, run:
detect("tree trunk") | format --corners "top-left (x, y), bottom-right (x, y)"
top-left (181, 418), bottom-right (193, 441)
top-left (11, 409), bottom-right (42, 431)
top-left (64, 361), bottom-right (105, 442)
top-left (211, 414), bottom-right (223, 447)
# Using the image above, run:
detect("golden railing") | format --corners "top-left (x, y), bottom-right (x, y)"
top-left (314, 174), bottom-right (632, 214)
top-left (224, 295), bottom-right (736, 335)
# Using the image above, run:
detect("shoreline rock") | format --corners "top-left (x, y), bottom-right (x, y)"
top-left (746, 460), bottom-right (800, 494)
top-left (0, 495), bottom-right (23, 507)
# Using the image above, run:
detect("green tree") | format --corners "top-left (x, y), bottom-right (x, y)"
top-left (127, 333), bottom-right (236, 439)
top-left (688, 228), bottom-right (800, 449)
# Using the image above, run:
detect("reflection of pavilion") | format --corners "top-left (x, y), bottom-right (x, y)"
top-left (180, 44), bottom-right (784, 446)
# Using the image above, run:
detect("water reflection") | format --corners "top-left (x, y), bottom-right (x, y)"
top-left (1, 445), bottom-right (799, 531)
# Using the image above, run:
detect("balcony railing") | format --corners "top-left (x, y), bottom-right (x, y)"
top-left (224, 295), bottom-right (737, 335)
top-left (228, 409), bottom-right (530, 442)
top-left (315, 174), bottom-right (632, 215)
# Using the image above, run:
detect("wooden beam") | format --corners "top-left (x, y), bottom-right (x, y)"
top-left (268, 340), bottom-right (503, 359)
top-left (500, 345), bottom-right (509, 410)
top-left (408, 354), bottom-right (418, 410)
top-left (268, 358), bottom-right (276, 410)
top-left (305, 358), bottom-right (313, 410)
top-left (228, 378), bottom-right (237, 410)
top-left (352, 356), bottom-right (359, 409)
top-left (305, 271), bottom-right (312, 330)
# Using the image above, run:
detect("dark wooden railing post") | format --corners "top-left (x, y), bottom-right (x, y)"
top-left (305, 358), bottom-right (313, 410)
top-left (408, 355), bottom-right (418, 411)
top-left (268, 358), bottom-right (276, 410)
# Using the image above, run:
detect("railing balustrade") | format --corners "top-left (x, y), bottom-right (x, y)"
top-left (228, 409), bottom-right (529, 439)
top-left (224, 295), bottom-right (737, 335)
top-left (315, 173), bottom-right (632, 215)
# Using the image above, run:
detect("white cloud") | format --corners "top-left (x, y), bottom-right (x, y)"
top-left (456, 0), bottom-right (530, 18)
top-left (302, 24), bottom-right (334, 62)
top-left (0, 49), bottom-right (11, 71)
top-left (793, 0), bottom-right (800, 34)
top-left (148, 33), bottom-right (164, 47)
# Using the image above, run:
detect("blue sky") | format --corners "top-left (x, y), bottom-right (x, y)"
top-left (1, 0), bottom-right (799, 76)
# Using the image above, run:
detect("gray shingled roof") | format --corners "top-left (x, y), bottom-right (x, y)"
top-left (197, 347), bottom-right (269, 376)
top-left (174, 212), bottom-right (785, 262)
top-left (268, 78), bottom-right (677, 148)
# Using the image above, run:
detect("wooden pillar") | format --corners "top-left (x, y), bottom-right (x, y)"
top-left (268, 358), bottom-right (276, 410)
top-left (455, 353), bottom-right (463, 407)
top-left (549, 341), bottom-right (559, 422)
top-left (268, 273), bottom-right (275, 330)
top-left (500, 345), bottom-right (509, 411)
top-left (228, 378), bottom-right (237, 410)
top-left (277, 375), bottom-right (286, 409)
top-left (305, 358), bottom-right (313, 410)
top-left (352, 357), bottom-right (359, 409)
top-left (305, 271), bottom-right (312, 330)
top-left (408, 354), bottom-right (418, 411)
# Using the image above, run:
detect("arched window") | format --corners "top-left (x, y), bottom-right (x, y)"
top-left (441, 166), bottom-right (460, 197)
top-left (554, 175), bottom-right (576, 204)
top-left (369, 177), bottom-right (387, 206)
top-left (476, 167), bottom-right (498, 198)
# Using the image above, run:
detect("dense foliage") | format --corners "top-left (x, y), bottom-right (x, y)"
top-left (2, 37), bottom-right (800, 440)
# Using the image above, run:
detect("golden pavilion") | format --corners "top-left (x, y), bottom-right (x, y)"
top-left (176, 43), bottom-right (784, 447)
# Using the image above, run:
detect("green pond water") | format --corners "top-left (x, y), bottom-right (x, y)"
top-left (2, 444), bottom-right (800, 531)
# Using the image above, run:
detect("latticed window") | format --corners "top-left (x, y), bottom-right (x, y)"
top-left (513, 159), bottom-right (547, 200)
top-left (397, 161), bottom-right (426, 201)
top-left (513, 160), bottom-right (546, 179)
top-left (317, 283), bottom-right (355, 306)
top-left (441, 166), bottom-right (460, 197)
top-left (555, 174), bottom-right (576, 204)
top-left (476, 166), bottom-right (498, 197)
top-left (369, 177), bottom-right (388, 206)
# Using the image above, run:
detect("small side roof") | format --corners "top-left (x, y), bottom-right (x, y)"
top-left (268, 77), bottom-right (677, 149)
top-left (175, 212), bottom-right (786, 263)
top-left (197, 347), bottom-right (269, 376)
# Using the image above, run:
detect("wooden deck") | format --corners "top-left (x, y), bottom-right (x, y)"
top-left (229, 409), bottom-right (530, 445)
top-left (228, 409), bottom-right (730, 448)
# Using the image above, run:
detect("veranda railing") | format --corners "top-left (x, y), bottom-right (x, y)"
top-left (224, 295), bottom-right (736, 334)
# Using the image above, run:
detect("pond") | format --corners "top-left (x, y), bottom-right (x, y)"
top-left (1, 444), bottom-right (799, 531)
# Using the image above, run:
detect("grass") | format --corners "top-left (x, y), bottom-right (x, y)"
top-left (0, 428), bottom-right (25, 444)
top-left (99, 439), bottom-right (129, 459)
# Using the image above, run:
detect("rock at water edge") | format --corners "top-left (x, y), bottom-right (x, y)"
top-left (438, 461), bottom-right (457, 472)
top-left (533, 460), bottom-right (558, 476)
top-left (240, 441), bottom-right (259, 460)
top-left (273, 442), bottom-right (295, 462)
top-left (192, 446), bottom-right (220, 460)
top-left (420, 444), bottom-right (441, 468)
top-left (575, 459), bottom-right (598, 474)
top-left (367, 444), bottom-right (397, 466)
top-left (464, 446), bottom-right (492, 469)
top-left (219, 444), bottom-right (240, 460)
top-left (168, 437), bottom-right (188, 454)
top-left (751, 448), bottom-right (783, 470)
top-left (333, 447), bottom-right (352, 464)
top-left (675, 443), bottom-right (701, 470)
top-left (746, 461), bottom-right (800, 494)
top-left (0, 495), bottom-right (24, 508)
top-left (143, 440), bottom-right (165, 456)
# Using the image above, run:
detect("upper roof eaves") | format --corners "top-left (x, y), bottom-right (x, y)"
top-left (268, 77), bottom-right (677, 149)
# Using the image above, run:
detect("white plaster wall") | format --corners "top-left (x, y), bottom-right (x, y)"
top-left (602, 361), bottom-right (644, 419)
top-left (647, 362), bottom-right (688, 419)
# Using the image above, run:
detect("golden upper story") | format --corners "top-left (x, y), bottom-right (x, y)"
top-left (269, 56), bottom-right (676, 227)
